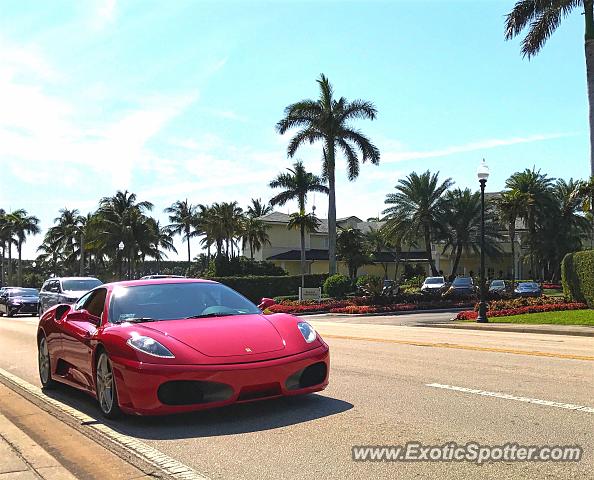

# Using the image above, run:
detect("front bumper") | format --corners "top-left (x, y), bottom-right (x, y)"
top-left (9, 302), bottom-right (39, 314)
top-left (111, 345), bottom-right (330, 415)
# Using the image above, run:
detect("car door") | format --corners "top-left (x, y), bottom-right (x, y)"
top-left (59, 288), bottom-right (107, 391)
top-left (0, 292), bottom-right (7, 314)
top-left (41, 280), bottom-right (60, 311)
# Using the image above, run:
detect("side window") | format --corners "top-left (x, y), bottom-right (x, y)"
top-left (49, 281), bottom-right (60, 293)
top-left (41, 282), bottom-right (49, 292)
top-left (74, 291), bottom-right (93, 311)
top-left (84, 289), bottom-right (107, 318)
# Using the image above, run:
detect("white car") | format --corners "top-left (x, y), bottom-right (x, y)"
top-left (420, 276), bottom-right (446, 293)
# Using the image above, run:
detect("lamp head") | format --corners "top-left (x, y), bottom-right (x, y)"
top-left (477, 158), bottom-right (490, 182)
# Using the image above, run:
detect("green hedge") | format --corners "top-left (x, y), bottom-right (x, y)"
top-left (207, 274), bottom-right (328, 303)
top-left (561, 250), bottom-right (594, 308)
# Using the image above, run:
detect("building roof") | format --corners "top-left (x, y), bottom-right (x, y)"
top-left (267, 249), bottom-right (428, 262)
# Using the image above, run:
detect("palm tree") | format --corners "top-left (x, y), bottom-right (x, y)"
top-left (365, 226), bottom-right (392, 279)
top-left (287, 212), bottom-right (321, 283)
top-left (495, 190), bottom-right (525, 288)
top-left (247, 198), bottom-right (272, 219)
top-left (336, 227), bottom-right (369, 279)
top-left (241, 217), bottom-right (270, 260)
top-left (505, 168), bottom-right (554, 278)
top-left (146, 218), bottom-right (177, 273)
top-left (165, 199), bottom-right (198, 271)
top-left (269, 161), bottom-right (329, 282)
top-left (382, 171), bottom-right (454, 275)
top-left (8, 210), bottom-right (41, 286)
top-left (276, 74), bottom-right (380, 274)
top-left (440, 188), bottom-right (503, 278)
top-left (505, 1), bottom-right (594, 177)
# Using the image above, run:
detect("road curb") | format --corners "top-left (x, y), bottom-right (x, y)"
top-left (423, 323), bottom-right (594, 337)
top-left (0, 367), bottom-right (210, 480)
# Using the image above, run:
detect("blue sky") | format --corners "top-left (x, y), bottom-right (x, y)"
top-left (1, 0), bottom-right (590, 260)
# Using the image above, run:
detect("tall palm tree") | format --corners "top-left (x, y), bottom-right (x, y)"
top-left (287, 212), bottom-right (321, 284)
top-left (0, 210), bottom-right (8, 285)
top-left (440, 188), bottom-right (503, 278)
top-left (505, 168), bottom-right (554, 277)
top-left (505, 1), bottom-right (594, 177)
top-left (247, 198), bottom-right (272, 219)
top-left (269, 161), bottom-right (329, 281)
top-left (495, 190), bottom-right (525, 288)
top-left (241, 217), bottom-right (270, 260)
top-left (146, 218), bottom-right (177, 273)
top-left (276, 74), bottom-right (380, 274)
top-left (165, 199), bottom-right (199, 271)
top-left (8, 210), bottom-right (41, 286)
top-left (382, 171), bottom-right (454, 275)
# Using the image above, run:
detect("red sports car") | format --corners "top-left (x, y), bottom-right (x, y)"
top-left (37, 278), bottom-right (329, 417)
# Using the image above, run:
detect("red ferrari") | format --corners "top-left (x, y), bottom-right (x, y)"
top-left (37, 278), bottom-right (329, 417)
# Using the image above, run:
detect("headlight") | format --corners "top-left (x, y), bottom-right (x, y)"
top-left (127, 336), bottom-right (175, 358)
top-left (297, 321), bottom-right (316, 343)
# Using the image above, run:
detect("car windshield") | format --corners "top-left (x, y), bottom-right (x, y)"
top-left (62, 279), bottom-right (102, 291)
top-left (453, 277), bottom-right (472, 286)
top-left (109, 282), bottom-right (261, 323)
top-left (491, 280), bottom-right (505, 287)
top-left (7, 288), bottom-right (38, 297)
top-left (519, 282), bottom-right (538, 289)
top-left (425, 277), bottom-right (444, 284)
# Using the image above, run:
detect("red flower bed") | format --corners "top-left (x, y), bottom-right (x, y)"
top-left (329, 304), bottom-right (417, 314)
top-left (456, 302), bottom-right (587, 320)
top-left (542, 283), bottom-right (562, 290)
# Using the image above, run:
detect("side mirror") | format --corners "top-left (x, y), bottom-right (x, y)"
top-left (66, 309), bottom-right (101, 326)
top-left (258, 297), bottom-right (276, 310)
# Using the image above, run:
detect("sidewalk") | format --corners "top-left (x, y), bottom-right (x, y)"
top-left (0, 413), bottom-right (76, 480)
top-left (425, 322), bottom-right (594, 337)
top-left (0, 382), bottom-right (154, 480)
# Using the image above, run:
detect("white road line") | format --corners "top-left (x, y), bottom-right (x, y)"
top-left (0, 367), bottom-right (209, 480)
top-left (426, 383), bottom-right (594, 414)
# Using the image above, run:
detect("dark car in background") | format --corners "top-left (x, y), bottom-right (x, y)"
top-left (514, 281), bottom-right (542, 298)
top-left (39, 277), bottom-right (103, 315)
top-left (489, 279), bottom-right (507, 296)
top-left (0, 288), bottom-right (39, 316)
top-left (444, 276), bottom-right (476, 298)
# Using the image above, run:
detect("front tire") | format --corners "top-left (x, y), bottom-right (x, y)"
top-left (38, 336), bottom-right (56, 389)
top-left (96, 352), bottom-right (121, 419)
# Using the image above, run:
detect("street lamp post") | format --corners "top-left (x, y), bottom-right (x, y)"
top-left (118, 241), bottom-right (124, 280)
top-left (477, 159), bottom-right (490, 323)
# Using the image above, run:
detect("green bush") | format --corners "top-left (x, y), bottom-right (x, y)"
top-left (205, 256), bottom-right (287, 277)
top-left (323, 274), bottom-right (352, 299)
top-left (208, 274), bottom-right (327, 303)
top-left (562, 250), bottom-right (594, 308)
top-left (355, 275), bottom-right (370, 288)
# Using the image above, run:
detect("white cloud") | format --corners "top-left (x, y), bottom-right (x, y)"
top-left (93, 0), bottom-right (118, 29)
top-left (382, 133), bottom-right (574, 163)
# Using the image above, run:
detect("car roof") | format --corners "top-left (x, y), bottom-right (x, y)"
top-left (102, 278), bottom-right (217, 288)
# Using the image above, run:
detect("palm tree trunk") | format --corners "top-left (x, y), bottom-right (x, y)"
top-left (326, 142), bottom-right (337, 275)
top-left (250, 241), bottom-right (254, 261)
top-left (451, 246), bottom-right (463, 277)
top-left (8, 243), bottom-right (12, 285)
top-left (300, 223), bottom-right (306, 288)
top-left (586, 0), bottom-right (594, 178)
top-left (17, 242), bottom-right (22, 286)
top-left (79, 232), bottom-right (85, 276)
top-left (424, 227), bottom-right (438, 275)
top-left (186, 234), bottom-right (191, 272)
top-left (510, 227), bottom-right (516, 290)
top-left (1, 242), bottom-right (4, 286)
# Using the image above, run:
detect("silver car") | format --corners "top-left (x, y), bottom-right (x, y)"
top-left (38, 277), bottom-right (103, 315)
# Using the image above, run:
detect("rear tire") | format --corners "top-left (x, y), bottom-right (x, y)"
top-left (96, 352), bottom-right (121, 419)
top-left (38, 335), bottom-right (56, 390)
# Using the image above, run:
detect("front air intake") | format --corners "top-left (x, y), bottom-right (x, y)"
top-left (157, 380), bottom-right (233, 406)
top-left (285, 361), bottom-right (328, 390)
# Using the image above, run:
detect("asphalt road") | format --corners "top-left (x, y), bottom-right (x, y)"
top-left (0, 313), bottom-right (593, 479)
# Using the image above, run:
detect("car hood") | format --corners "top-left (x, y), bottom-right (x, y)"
top-left (138, 314), bottom-right (286, 358)
top-left (9, 296), bottom-right (38, 302)
top-left (423, 284), bottom-right (444, 288)
top-left (62, 290), bottom-right (87, 299)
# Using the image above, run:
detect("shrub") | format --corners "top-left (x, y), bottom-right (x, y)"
top-left (355, 275), bottom-right (371, 288)
top-left (480, 296), bottom-right (563, 312)
top-left (562, 250), bottom-right (594, 308)
top-left (457, 302), bottom-right (587, 320)
top-left (323, 274), bottom-right (352, 299)
top-left (209, 274), bottom-right (327, 303)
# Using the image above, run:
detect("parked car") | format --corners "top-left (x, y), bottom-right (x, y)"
top-left (514, 281), bottom-right (542, 297)
top-left (420, 276), bottom-right (446, 294)
top-left (37, 278), bottom-right (329, 418)
top-left (0, 288), bottom-right (39, 317)
top-left (39, 277), bottom-right (103, 315)
top-left (489, 279), bottom-right (507, 295)
top-left (444, 276), bottom-right (476, 297)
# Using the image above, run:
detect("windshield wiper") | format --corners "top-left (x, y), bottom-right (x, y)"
top-left (121, 317), bottom-right (159, 323)
top-left (185, 312), bottom-right (236, 319)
